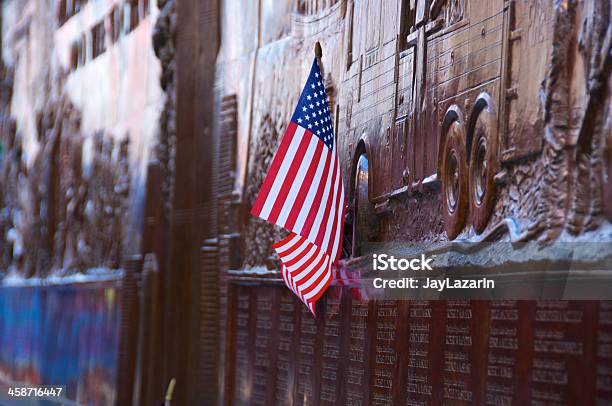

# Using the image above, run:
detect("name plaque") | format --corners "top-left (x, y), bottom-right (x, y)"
top-left (371, 301), bottom-right (399, 405)
top-left (597, 302), bottom-right (612, 403)
top-left (295, 304), bottom-right (318, 405)
top-left (227, 284), bottom-right (607, 405)
top-left (275, 291), bottom-right (298, 405)
top-left (253, 289), bottom-right (275, 405)
top-left (441, 301), bottom-right (477, 404)
top-left (485, 301), bottom-right (523, 405)
top-left (529, 301), bottom-right (594, 405)
top-left (319, 290), bottom-right (343, 404)
top-left (233, 287), bottom-right (252, 405)
top-left (345, 297), bottom-right (370, 405)
top-left (405, 301), bottom-right (436, 405)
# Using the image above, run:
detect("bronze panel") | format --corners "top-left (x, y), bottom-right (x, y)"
top-left (225, 285), bottom-right (611, 405)
top-left (365, 301), bottom-right (400, 405)
top-left (344, 295), bottom-right (372, 405)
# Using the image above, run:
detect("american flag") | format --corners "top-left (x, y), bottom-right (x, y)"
top-left (251, 58), bottom-right (345, 315)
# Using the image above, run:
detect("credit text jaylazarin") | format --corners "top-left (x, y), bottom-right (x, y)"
top-left (371, 254), bottom-right (495, 291)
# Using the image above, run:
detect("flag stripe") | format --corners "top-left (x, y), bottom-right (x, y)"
top-left (281, 266), bottom-right (291, 290)
top-left (284, 243), bottom-right (317, 268)
top-left (306, 270), bottom-right (332, 303)
top-left (309, 152), bottom-right (339, 247)
top-left (273, 233), bottom-right (300, 253)
top-left (304, 152), bottom-right (338, 242)
top-left (281, 239), bottom-right (310, 263)
top-left (257, 125), bottom-right (306, 220)
top-left (275, 136), bottom-right (320, 227)
top-left (290, 249), bottom-right (326, 286)
top-left (251, 122), bottom-right (298, 217)
top-left (290, 256), bottom-right (322, 296)
top-left (295, 254), bottom-right (329, 292)
top-left (317, 156), bottom-right (342, 253)
top-left (300, 257), bottom-right (331, 296)
top-left (267, 129), bottom-right (314, 224)
top-left (330, 187), bottom-right (346, 261)
top-left (283, 140), bottom-right (326, 230)
top-left (326, 191), bottom-right (342, 260)
top-left (292, 146), bottom-right (332, 236)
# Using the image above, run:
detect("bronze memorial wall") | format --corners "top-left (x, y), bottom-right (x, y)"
top-left (225, 286), bottom-right (609, 405)
top-left (212, 0), bottom-right (612, 405)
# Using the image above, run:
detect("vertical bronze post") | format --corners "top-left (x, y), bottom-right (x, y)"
top-left (116, 255), bottom-right (142, 406)
top-left (135, 253), bottom-right (160, 406)
top-left (170, 0), bottom-right (220, 404)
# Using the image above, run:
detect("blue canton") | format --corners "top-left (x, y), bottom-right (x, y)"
top-left (291, 59), bottom-right (335, 150)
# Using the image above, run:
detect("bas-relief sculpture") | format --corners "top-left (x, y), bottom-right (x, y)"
top-left (152, 0), bottom-right (177, 216)
top-left (0, 0), bottom-right (163, 278)
top-left (0, 0), bottom-right (609, 403)
top-left (0, 67), bottom-right (134, 276)
top-left (233, 0), bottom-right (612, 256)
top-left (221, 0), bottom-right (612, 404)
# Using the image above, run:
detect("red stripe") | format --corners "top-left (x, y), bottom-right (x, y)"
top-left (307, 271), bottom-right (332, 303)
top-left (321, 161), bottom-right (343, 256)
top-left (334, 194), bottom-right (346, 262)
top-left (300, 152), bottom-right (335, 238)
top-left (290, 252), bottom-right (327, 287)
top-left (281, 265), bottom-right (289, 286)
top-left (251, 122), bottom-right (298, 217)
top-left (276, 236), bottom-right (305, 258)
top-left (329, 171), bottom-right (346, 261)
top-left (305, 301), bottom-right (316, 316)
top-left (314, 155), bottom-right (340, 248)
top-left (284, 141), bottom-right (326, 230)
top-left (281, 244), bottom-right (318, 267)
top-left (300, 259), bottom-right (330, 297)
top-left (285, 268), bottom-right (297, 294)
top-left (267, 129), bottom-right (312, 224)
top-left (272, 233), bottom-right (296, 250)
top-left (328, 186), bottom-right (344, 263)
top-left (283, 246), bottom-right (318, 272)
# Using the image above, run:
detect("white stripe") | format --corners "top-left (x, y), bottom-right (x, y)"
top-left (330, 177), bottom-right (345, 260)
top-left (284, 244), bottom-right (318, 273)
top-left (291, 250), bottom-right (326, 284)
top-left (281, 266), bottom-right (290, 289)
top-left (286, 245), bottom-right (317, 293)
top-left (307, 153), bottom-right (338, 243)
top-left (302, 260), bottom-right (332, 300)
top-left (303, 267), bottom-right (332, 301)
top-left (280, 239), bottom-right (310, 262)
top-left (282, 263), bottom-right (298, 294)
top-left (298, 255), bottom-right (330, 292)
top-left (319, 157), bottom-right (342, 254)
top-left (258, 126), bottom-right (307, 220)
top-left (286, 269), bottom-right (298, 295)
top-left (274, 234), bottom-right (301, 254)
top-left (304, 274), bottom-right (331, 305)
top-left (307, 302), bottom-right (315, 314)
top-left (277, 135), bottom-right (319, 227)
top-left (292, 147), bottom-right (331, 235)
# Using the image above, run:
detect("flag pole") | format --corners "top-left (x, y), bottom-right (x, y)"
top-left (314, 41), bottom-right (322, 59)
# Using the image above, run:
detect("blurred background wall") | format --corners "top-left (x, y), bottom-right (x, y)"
top-left (1, 0), bottom-right (163, 266)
